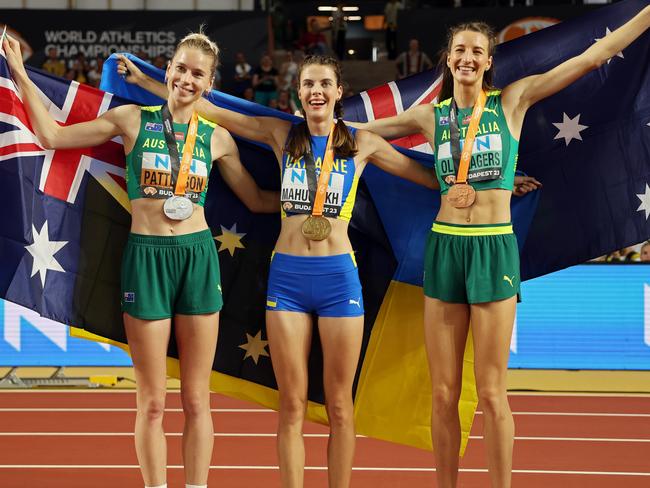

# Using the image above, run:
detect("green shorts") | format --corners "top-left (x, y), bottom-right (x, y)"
top-left (423, 222), bottom-right (520, 304)
top-left (120, 229), bottom-right (223, 320)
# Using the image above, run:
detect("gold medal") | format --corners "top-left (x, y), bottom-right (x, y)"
top-left (447, 183), bottom-right (476, 209)
top-left (301, 215), bottom-right (331, 241)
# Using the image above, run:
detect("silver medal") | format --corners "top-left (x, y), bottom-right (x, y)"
top-left (163, 196), bottom-right (193, 220)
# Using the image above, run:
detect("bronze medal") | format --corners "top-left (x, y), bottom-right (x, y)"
top-left (446, 91), bottom-right (486, 209)
top-left (301, 215), bottom-right (332, 241)
top-left (447, 183), bottom-right (476, 208)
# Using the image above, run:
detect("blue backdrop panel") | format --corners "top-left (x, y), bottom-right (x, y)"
top-left (0, 264), bottom-right (649, 369)
top-left (0, 299), bottom-right (131, 366)
top-left (513, 264), bottom-right (650, 370)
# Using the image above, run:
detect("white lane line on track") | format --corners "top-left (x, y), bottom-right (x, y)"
top-left (0, 465), bottom-right (648, 475)
top-left (2, 408), bottom-right (649, 417)
top-left (2, 433), bottom-right (649, 443)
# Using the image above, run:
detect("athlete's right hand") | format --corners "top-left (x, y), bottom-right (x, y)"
top-left (116, 54), bottom-right (144, 85)
top-left (3, 35), bottom-right (28, 81)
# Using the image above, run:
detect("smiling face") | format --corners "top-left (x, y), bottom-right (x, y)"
top-left (447, 30), bottom-right (493, 88)
top-left (165, 47), bottom-right (214, 105)
top-left (298, 64), bottom-right (342, 120)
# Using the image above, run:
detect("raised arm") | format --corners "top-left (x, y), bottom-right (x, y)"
top-left (5, 37), bottom-right (136, 150)
top-left (351, 102), bottom-right (434, 142)
top-left (356, 129), bottom-right (438, 190)
top-left (211, 126), bottom-right (279, 213)
top-left (503, 5), bottom-right (650, 118)
top-left (118, 55), bottom-right (290, 151)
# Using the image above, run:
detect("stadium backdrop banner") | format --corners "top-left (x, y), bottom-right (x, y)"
top-left (2, 264), bottom-right (649, 370)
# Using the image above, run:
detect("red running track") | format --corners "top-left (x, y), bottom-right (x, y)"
top-left (0, 391), bottom-right (648, 487)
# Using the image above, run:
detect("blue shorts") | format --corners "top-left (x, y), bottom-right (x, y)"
top-left (266, 252), bottom-right (364, 317)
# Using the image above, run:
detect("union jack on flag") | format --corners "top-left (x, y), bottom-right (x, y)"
top-left (0, 52), bottom-right (133, 326)
top-left (352, 73), bottom-right (443, 153)
top-left (0, 61), bottom-right (128, 207)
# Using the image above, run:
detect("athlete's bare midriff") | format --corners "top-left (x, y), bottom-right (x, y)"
top-left (436, 188), bottom-right (512, 225)
top-left (274, 215), bottom-right (354, 256)
top-left (129, 198), bottom-right (209, 235)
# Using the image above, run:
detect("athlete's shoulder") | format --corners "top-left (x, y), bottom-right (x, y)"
top-left (345, 123), bottom-right (358, 137)
top-left (103, 103), bottom-right (141, 125)
top-left (198, 114), bottom-right (218, 129)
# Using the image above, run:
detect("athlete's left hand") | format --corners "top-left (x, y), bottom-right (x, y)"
top-left (513, 175), bottom-right (542, 196)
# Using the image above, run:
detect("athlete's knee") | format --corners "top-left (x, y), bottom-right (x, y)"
top-left (138, 394), bottom-right (166, 423)
top-left (279, 393), bottom-right (307, 427)
top-left (431, 383), bottom-right (462, 417)
top-left (180, 389), bottom-right (210, 419)
top-left (476, 384), bottom-right (509, 420)
top-left (325, 395), bottom-right (353, 429)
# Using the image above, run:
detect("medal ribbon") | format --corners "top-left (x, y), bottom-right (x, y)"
top-left (161, 103), bottom-right (199, 197)
top-left (304, 124), bottom-right (336, 218)
top-left (449, 90), bottom-right (486, 185)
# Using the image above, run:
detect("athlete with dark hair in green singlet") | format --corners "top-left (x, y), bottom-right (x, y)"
top-left (354, 6), bottom-right (650, 487)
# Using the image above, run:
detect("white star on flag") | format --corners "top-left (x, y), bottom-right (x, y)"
top-left (25, 221), bottom-right (68, 287)
top-left (636, 183), bottom-right (650, 220)
top-left (552, 113), bottom-right (588, 146)
top-left (594, 28), bottom-right (625, 64)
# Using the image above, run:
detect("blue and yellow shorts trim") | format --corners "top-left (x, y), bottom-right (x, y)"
top-left (424, 221), bottom-right (520, 304)
top-left (266, 252), bottom-right (364, 317)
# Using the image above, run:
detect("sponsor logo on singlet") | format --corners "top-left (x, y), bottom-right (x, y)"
top-left (437, 133), bottom-right (504, 183)
top-left (439, 116), bottom-right (449, 126)
top-left (281, 167), bottom-right (346, 216)
top-left (140, 152), bottom-right (209, 195)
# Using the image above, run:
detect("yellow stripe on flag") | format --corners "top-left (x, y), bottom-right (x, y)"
top-left (353, 280), bottom-right (477, 455)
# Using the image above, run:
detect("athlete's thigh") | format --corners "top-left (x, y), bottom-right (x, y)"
top-left (317, 316), bottom-right (364, 395)
top-left (423, 297), bottom-right (470, 388)
top-left (123, 313), bottom-right (171, 393)
top-left (174, 312), bottom-right (220, 388)
top-left (266, 311), bottom-right (313, 395)
top-left (470, 296), bottom-right (516, 387)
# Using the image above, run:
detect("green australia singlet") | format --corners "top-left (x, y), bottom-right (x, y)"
top-left (125, 106), bottom-right (216, 206)
top-left (433, 90), bottom-right (518, 194)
